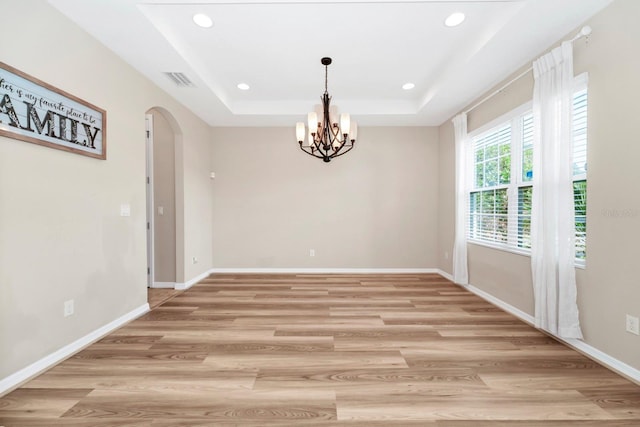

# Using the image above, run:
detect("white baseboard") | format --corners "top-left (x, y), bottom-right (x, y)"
top-left (0, 303), bottom-right (149, 396)
top-left (150, 282), bottom-right (175, 289)
top-left (209, 268), bottom-right (439, 274)
top-left (175, 268), bottom-right (215, 290)
top-left (463, 282), bottom-right (535, 324)
top-left (561, 338), bottom-right (640, 385)
top-left (437, 269), bottom-right (454, 282)
top-left (435, 270), bottom-right (640, 385)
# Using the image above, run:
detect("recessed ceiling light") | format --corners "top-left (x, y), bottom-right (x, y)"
top-left (402, 83), bottom-right (415, 90)
top-left (445, 12), bottom-right (465, 27)
top-left (193, 13), bottom-right (213, 28)
top-left (237, 83), bottom-right (250, 91)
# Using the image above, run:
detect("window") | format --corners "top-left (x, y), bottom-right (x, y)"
top-left (468, 106), bottom-right (532, 251)
top-left (468, 122), bottom-right (511, 245)
top-left (573, 83), bottom-right (588, 261)
top-left (468, 75), bottom-right (588, 263)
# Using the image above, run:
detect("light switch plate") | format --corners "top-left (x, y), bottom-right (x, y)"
top-left (64, 300), bottom-right (74, 317)
top-left (120, 204), bottom-right (131, 217)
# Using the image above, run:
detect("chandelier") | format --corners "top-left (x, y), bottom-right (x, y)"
top-left (296, 57), bottom-right (357, 162)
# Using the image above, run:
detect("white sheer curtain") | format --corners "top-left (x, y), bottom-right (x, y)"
top-left (452, 113), bottom-right (468, 285)
top-left (531, 41), bottom-right (583, 338)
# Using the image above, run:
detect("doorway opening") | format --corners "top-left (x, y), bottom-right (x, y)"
top-left (145, 108), bottom-right (182, 291)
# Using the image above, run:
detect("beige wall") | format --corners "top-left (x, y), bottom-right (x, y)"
top-left (437, 121), bottom-right (455, 274)
top-left (437, 0), bottom-right (640, 371)
top-left (181, 122), bottom-right (213, 282)
top-left (150, 109), bottom-right (176, 283)
top-left (0, 0), bottom-right (213, 380)
top-left (211, 127), bottom-right (439, 269)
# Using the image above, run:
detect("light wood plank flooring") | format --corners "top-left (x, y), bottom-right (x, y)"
top-left (147, 288), bottom-right (181, 310)
top-left (1, 273), bottom-right (639, 426)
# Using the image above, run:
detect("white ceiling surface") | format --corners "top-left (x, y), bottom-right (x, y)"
top-left (47, 0), bottom-right (612, 127)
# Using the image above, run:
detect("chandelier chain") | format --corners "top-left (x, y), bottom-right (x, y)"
top-left (324, 64), bottom-right (329, 94)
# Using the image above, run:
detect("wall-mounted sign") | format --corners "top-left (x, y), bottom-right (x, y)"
top-left (0, 62), bottom-right (106, 160)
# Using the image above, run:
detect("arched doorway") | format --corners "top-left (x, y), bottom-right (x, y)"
top-left (145, 107), bottom-right (182, 289)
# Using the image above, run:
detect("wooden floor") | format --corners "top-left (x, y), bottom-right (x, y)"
top-left (147, 287), bottom-right (181, 310)
top-left (1, 274), bottom-right (639, 426)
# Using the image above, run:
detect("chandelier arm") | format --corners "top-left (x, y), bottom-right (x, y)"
top-left (319, 123), bottom-right (333, 161)
top-left (325, 127), bottom-right (346, 154)
top-left (323, 129), bottom-right (335, 152)
top-left (332, 143), bottom-right (345, 155)
top-left (313, 130), bottom-right (329, 155)
top-left (309, 133), bottom-right (320, 151)
top-left (330, 141), bottom-right (356, 158)
top-left (317, 145), bottom-right (332, 161)
top-left (299, 143), bottom-right (327, 159)
top-left (307, 141), bottom-right (324, 158)
top-left (330, 126), bottom-right (343, 150)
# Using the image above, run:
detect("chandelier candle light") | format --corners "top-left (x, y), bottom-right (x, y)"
top-left (296, 57), bottom-right (357, 162)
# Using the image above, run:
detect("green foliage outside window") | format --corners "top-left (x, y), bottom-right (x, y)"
top-left (574, 180), bottom-right (587, 259)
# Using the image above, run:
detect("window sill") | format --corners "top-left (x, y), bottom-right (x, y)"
top-left (467, 239), bottom-right (531, 257)
top-left (467, 239), bottom-right (586, 269)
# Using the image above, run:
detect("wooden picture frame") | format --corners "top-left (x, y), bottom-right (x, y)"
top-left (0, 62), bottom-right (106, 160)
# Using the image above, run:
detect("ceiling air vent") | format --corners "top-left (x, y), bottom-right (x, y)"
top-left (163, 72), bottom-right (195, 87)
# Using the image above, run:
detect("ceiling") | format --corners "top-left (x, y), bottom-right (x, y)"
top-left (47, 0), bottom-right (612, 127)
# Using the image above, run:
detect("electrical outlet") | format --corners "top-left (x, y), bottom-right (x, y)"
top-left (192, 256), bottom-right (198, 264)
top-left (64, 300), bottom-right (74, 317)
top-left (626, 315), bottom-right (640, 335)
top-left (309, 249), bottom-right (315, 257)
top-left (444, 251), bottom-right (449, 260)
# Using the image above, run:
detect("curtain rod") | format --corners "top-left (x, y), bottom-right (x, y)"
top-left (463, 25), bottom-right (592, 115)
